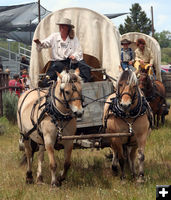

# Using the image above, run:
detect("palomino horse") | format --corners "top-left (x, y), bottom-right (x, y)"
top-left (17, 69), bottom-right (83, 187)
top-left (103, 70), bottom-right (151, 182)
top-left (138, 67), bottom-right (166, 128)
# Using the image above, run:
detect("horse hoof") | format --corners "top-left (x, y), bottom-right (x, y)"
top-left (120, 175), bottom-right (126, 180)
top-left (26, 178), bottom-right (34, 184)
top-left (51, 180), bottom-right (61, 187)
top-left (26, 171), bottom-right (34, 184)
top-left (36, 175), bottom-right (44, 185)
top-left (131, 173), bottom-right (136, 180)
top-left (57, 176), bottom-right (65, 183)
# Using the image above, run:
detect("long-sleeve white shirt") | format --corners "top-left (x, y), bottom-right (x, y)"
top-left (37, 32), bottom-right (83, 61)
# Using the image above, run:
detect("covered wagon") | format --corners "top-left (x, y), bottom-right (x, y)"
top-left (29, 7), bottom-right (122, 147)
top-left (121, 32), bottom-right (162, 81)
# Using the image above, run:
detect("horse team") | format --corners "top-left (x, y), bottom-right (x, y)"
top-left (17, 67), bottom-right (168, 187)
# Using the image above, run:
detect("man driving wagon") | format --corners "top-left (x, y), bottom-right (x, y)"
top-left (34, 18), bottom-right (91, 87)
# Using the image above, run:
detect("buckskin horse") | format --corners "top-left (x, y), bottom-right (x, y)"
top-left (138, 67), bottom-right (166, 128)
top-left (17, 69), bottom-right (83, 187)
top-left (103, 70), bottom-right (152, 182)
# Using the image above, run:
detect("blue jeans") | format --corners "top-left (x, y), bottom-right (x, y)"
top-left (121, 62), bottom-right (131, 70)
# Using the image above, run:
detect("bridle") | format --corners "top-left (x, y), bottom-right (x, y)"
top-left (52, 79), bottom-right (83, 110)
top-left (116, 80), bottom-right (138, 106)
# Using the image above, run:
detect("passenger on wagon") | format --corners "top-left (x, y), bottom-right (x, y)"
top-left (134, 38), bottom-right (155, 78)
top-left (120, 39), bottom-right (134, 71)
top-left (34, 18), bottom-right (91, 86)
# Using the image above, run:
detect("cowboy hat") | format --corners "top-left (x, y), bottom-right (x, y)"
top-left (56, 18), bottom-right (74, 28)
top-left (121, 39), bottom-right (132, 45)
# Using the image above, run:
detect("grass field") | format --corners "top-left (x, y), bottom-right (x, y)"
top-left (0, 106), bottom-right (171, 200)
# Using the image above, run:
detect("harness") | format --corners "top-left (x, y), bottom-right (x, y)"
top-left (104, 85), bottom-right (152, 146)
top-left (18, 80), bottom-right (82, 144)
top-left (109, 94), bottom-right (147, 119)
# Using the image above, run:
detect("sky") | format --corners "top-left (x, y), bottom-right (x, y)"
top-left (1, 0), bottom-right (171, 32)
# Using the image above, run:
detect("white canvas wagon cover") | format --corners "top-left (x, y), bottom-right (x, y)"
top-left (29, 7), bottom-right (121, 87)
top-left (121, 32), bottom-right (162, 81)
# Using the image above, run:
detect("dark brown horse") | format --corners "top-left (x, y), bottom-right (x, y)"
top-left (138, 68), bottom-right (166, 128)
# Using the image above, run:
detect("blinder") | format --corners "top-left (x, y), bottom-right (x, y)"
top-left (117, 81), bottom-right (138, 105)
top-left (59, 80), bottom-right (83, 109)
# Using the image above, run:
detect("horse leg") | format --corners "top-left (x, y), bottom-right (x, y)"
top-left (36, 145), bottom-right (45, 184)
top-left (137, 135), bottom-right (147, 183)
top-left (129, 146), bottom-right (137, 179)
top-left (43, 132), bottom-right (59, 187)
top-left (157, 113), bottom-right (160, 128)
top-left (111, 151), bottom-right (119, 176)
top-left (153, 113), bottom-right (156, 127)
top-left (161, 114), bottom-right (165, 125)
top-left (24, 139), bottom-right (34, 184)
top-left (57, 142), bottom-right (73, 185)
top-left (111, 141), bottom-right (125, 180)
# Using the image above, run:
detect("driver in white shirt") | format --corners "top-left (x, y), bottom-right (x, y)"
top-left (34, 18), bottom-right (91, 86)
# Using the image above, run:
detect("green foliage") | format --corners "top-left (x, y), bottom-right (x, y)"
top-left (154, 31), bottom-right (171, 48)
top-left (2, 91), bottom-right (18, 123)
top-left (161, 48), bottom-right (171, 64)
top-left (119, 3), bottom-right (152, 35)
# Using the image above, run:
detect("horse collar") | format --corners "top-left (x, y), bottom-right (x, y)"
top-left (109, 94), bottom-right (147, 119)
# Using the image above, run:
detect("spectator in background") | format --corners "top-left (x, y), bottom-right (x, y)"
top-left (21, 69), bottom-right (30, 89)
top-left (9, 74), bottom-right (24, 98)
top-left (20, 56), bottom-right (29, 75)
top-left (0, 58), bottom-right (3, 72)
top-left (0, 64), bottom-right (3, 72)
top-left (5, 68), bottom-right (11, 79)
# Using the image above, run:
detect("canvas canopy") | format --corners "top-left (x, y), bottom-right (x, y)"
top-left (121, 32), bottom-right (162, 81)
top-left (30, 7), bottom-right (121, 88)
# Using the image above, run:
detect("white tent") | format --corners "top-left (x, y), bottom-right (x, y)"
top-left (30, 7), bottom-right (121, 88)
top-left (121, 32), bottom-right (162, 81)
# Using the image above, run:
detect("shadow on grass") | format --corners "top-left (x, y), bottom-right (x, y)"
top-left (65, 157), bottom-right (113, 189)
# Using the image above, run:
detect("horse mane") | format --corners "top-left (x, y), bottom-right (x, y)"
top-left (58, 70), bottom-right (82, 90)
top-left (117, 70), bottom-right (137, 87)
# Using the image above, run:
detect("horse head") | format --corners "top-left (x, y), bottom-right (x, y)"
top-left (56, 68), bottom-right (84, 118)
top-left (138, 70), bottom-right (152, 95)
top-left (117, 70), bottom-right (138, 111)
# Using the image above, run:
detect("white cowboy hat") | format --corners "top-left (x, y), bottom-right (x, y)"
top-left (56, 18), bottom-right (74, 28)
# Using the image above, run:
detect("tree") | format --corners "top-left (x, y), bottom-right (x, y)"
top-left (119, 3), bottom-right (152, 35)
top-left (154, 31), bottom-right (171, 48)
top-left (161, 48), bottom-right (171, 64)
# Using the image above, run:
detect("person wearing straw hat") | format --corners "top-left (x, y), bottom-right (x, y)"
top-left (120, 39), bottom-right (134, 71)
top-left (34, 18), bottom-right (91, 86)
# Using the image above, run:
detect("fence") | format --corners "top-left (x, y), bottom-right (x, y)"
top-left (0, 72), bottom-right (9, 116)
top-left (0, 72), bottom-right (171, 117)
